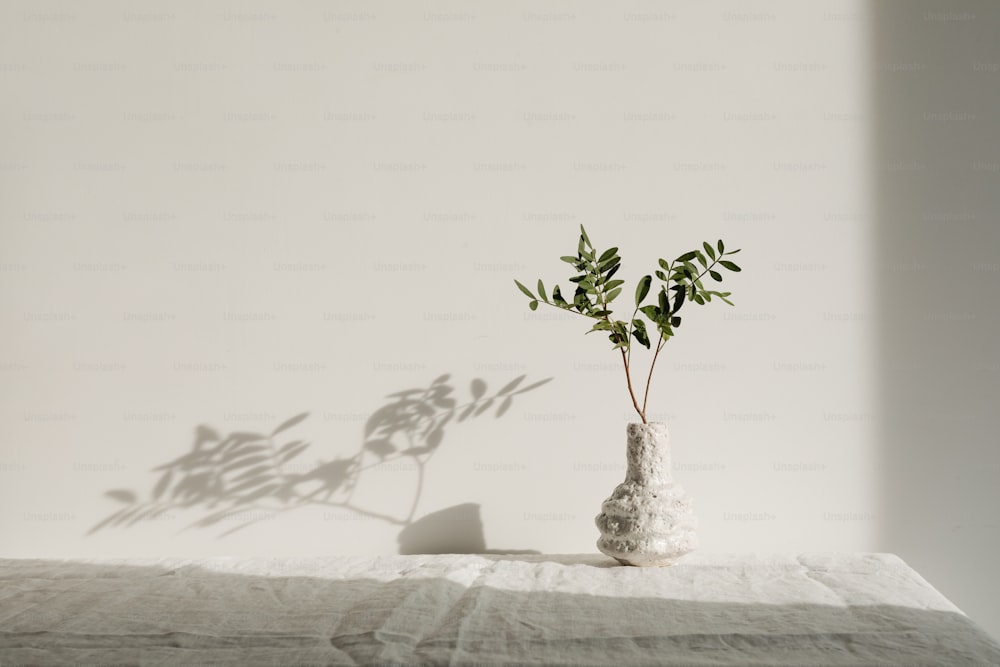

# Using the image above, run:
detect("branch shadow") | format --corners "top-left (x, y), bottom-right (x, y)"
top-left (89, 373), bottom-right (551, 555)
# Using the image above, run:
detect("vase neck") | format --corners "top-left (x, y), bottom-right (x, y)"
top-left (626, 423), bottom-right (672, 484)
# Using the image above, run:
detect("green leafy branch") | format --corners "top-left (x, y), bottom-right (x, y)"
top-left (515, 225), bottom-right (742, 423)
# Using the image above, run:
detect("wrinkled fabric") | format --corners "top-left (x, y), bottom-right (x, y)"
top-left (1, 553), bottom-right (998, 665)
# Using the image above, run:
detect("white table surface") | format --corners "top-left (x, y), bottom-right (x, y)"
top-left (2, 552), bottom-right (998, 666)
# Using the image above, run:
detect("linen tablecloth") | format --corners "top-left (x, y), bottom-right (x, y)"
top-left (2, 552), bottom-right (998, 665)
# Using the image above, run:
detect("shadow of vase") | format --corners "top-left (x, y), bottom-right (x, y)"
top-left (398, 502), bottom-right (540, 556)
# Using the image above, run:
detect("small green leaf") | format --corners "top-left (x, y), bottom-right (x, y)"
top-left (676, 251), bottom-right (698, 262)
top-left (671, 316), bottom-right (682, 327)
top-left (529, 300), bottom-right (539, 310)
top-left (631, 319), bottom-right (650, 348)
top-left (693, 293), bottom-right (705, 305)
top-left (605, 263), bottom-right (621, 280)
top-left (717, 239), bottom-right (725, 254)
top-left (658, 289), bottom-right (670, 313)
top-left (703, 241), bottom-right (716, 261)
top-left (514, 279), bottom-right (535, 299)
top-left (719, 295), bottom-right (735, 306)
top-left (552, 285), bottom-right (567, 306)
top-left (605, 279), bottom-right (625, 291)
top-left (560, 255), bottom-right (578, 264)
top-left (606, 287), bottom-right (622, 302)
top-left (598, 257), bottom-right (619, 273)
top-left (655, 270), bottom-right (668, 281)
top-left (709, 270), bottom-right (722, 282)
top-left (658, 258), bottom-right (671, 271)
top-left (724, 248), bottom-right (742, 255)
top-left (695, 250), bottom-right (707, 268)
top-left (635, 275), bottom-right (652, 306)
top-left (720, 260), bottom-right (742, 272)
top-left (671, 286), bottom-right (685, 313)
top-left (598, 247), bottom-right (618, 263)
top-left (579, 225), bottom-right (592, 248)
top-left (537, 279), bottom-right (547, 302)
top-left (640, 305), bottom-right (660, 321)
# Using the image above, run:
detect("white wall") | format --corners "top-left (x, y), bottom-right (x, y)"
top-left (4, 0), bottom-right (876, 585)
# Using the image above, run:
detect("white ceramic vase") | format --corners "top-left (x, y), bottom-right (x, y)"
top-left (595, 422), bottom-right (698, 566)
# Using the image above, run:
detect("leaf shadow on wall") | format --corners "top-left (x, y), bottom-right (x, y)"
top-left (89, 373), bottom-right (551, 555)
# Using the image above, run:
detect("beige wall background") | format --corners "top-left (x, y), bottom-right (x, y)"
top-left (1, 0), bottom-right (995, 638)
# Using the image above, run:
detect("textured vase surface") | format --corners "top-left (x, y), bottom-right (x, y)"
top-left (595, 422), bottom-right (698, 566)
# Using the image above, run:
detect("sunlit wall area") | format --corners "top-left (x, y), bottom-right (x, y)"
top-left (871, 0), bottom-right (1000, 640)
top-left (1, 1), bottom-right (873, 564)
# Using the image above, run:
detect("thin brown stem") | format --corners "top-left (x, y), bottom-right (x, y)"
top-left (641, 335), bottom-right (666, 416)
top-left (590, 260), bottom-right (645, 425)
top-left (624, 305), bottom-right (639, 370)
top-left (620, 348), bottom-right (644, 422)
top-left (682, 256), bottom-right (721, 298)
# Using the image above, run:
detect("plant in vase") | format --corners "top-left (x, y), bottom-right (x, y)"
top-left (514, 225), bottom-right (742, 566)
